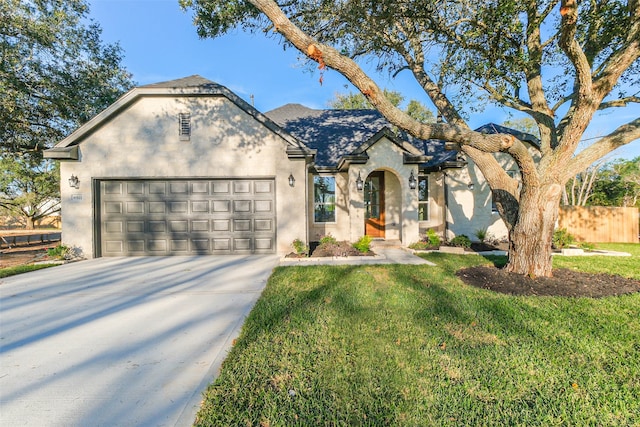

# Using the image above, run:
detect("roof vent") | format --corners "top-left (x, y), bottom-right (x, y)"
top-left (179, 112), bottom-right (191, 141)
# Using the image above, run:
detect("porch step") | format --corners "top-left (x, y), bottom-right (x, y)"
top-left (370, 239), bottom-right (402, 249)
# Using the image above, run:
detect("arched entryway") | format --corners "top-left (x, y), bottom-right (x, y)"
top-left (364, 171), bottom-right (385, 237)
top-left (364, 170), bottom-right (402, 240)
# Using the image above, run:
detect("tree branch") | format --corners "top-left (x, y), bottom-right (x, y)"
top-left (248, 0), bottom-right (524, 153)
top-left (563, 117), bottom-right (640, 181)
top-left (599, 96), bottom-right (640, 109)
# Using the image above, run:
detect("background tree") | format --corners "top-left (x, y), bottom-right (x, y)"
top-left (1, 0), bottom-right (134, 228)
top-left (183, 0), bottom-right (640, 278)
top-left (562, 158), bottom-right (607, 206)
top-left (0, 155), bottom-right (60, 229)
top-left (329, 90), bottom-right (435, 123)
top-left (589, 157), bottom-right (640, 207)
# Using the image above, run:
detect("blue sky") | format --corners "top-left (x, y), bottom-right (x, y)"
top-left (88, 0), bottom-right (638, 159)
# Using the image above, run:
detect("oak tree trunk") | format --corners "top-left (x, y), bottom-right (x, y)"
top-left (505, 183), bottom-right (563, 278)
top-left (25, 216), bottom-right (36, 230)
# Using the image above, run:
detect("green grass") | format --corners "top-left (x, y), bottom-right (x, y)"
top-left (195, 248), bottom-right (640, 426)
top-left (0, 263), bottom-right (58, 278)
top-left (553, 243), bottom-right (640, 279)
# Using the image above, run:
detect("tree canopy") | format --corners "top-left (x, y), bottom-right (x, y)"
top-left (1, 0), bottom-right (134, 227)
top-left (1, 0), bottom-right (134, 154)
top-left (182, 0), bottom-right (640, 278)
top-left (329, 89), bottom-right (435, 123)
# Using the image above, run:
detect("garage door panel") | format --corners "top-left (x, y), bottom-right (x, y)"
top-left (127, 202), bottom-right (144, 214)
top-left (171, 240), bottom-right (189, 252)
top-left (127, 182), bottom-right (144, 194)
top-left (212, 181), bottom-right (230, 194)
top-left (192, 201), bottom-right (210, 213)
top-left (170, 220), bottom-right (188, 233)
top-left (128, 240), bottom-right (145, 252)
top-left (212, 219), bottom-right (230, 231)
top-left (233, 181), bottom-right (251, 193)
top-left (255, 238), bottom-right (273, 251)
top-left (255, 219), bottom-right (273, 231)
top-left (100, 179), bottom-right (275, 256)
top-left (212, 200), bottom-right (229, 212)
top-left (127, 221), bottom-right (144, 233)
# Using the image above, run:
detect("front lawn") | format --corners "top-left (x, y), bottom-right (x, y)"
top-left (0, 263), bottom-right (57, 278)
top-left (195, 247), bottom-right (640, 426)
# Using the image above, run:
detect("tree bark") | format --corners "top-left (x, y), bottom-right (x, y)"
top-left (505, 183), bottom-right (563, 277)
top-left (26, 216), bottom-right (35, 230)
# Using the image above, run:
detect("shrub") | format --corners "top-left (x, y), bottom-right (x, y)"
top-left (319, 234), bottom-right (337, 245)
top-left (578, 241), bottom-right (596, 251)
top-left (425, 229), bottom-right (441, 247)
top-left (47, 244), bottom-right (68, 259)
top-left (292, 238), bottom-right (308, 256)
top-left (409, 241), bottom-right (429, 250)
top-left (450, 235), bottom-right (471, 248)
top-left (352, 235), bottom-right (372, 253)
top-left (474, 228), bottom-right (488, 242)
top-left (553, 228), bottom-right (575, 249)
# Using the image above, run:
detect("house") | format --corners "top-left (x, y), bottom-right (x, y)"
top-left (45, 75), bottom-right (539, 258)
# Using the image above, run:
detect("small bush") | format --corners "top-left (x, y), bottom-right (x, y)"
top-left (292, 238), bottom-right (308, 256)
top-left (409, 241), bottom-right (430, 250)
top-left (352, 235), bottom-right (372, 253)
top-left (553, 228), bottom-right (575, 249)
top-left (319, 234), bottom-right (337, 245)
top-left (578, 241), bottom-right (596, 251)
top-left (425, 229), bottom-right (441, 247)
top-left (474, 228), bottom-right (488, 242)
top-left (449, 235), bottom-right (471, 248)
top-left (47, 244), bottom-right (68, 259)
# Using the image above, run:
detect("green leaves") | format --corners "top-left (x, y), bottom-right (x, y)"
top-left (0, 0), bottom-right (134, 154)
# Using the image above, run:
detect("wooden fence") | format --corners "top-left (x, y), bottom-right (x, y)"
top-left (558, 206), bottom-right (639, 243)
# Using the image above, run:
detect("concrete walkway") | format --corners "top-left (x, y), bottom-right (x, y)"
top-left (280, 246), bottom-right (436, 266)
top-left (0, 255), bottom-right (279, 427)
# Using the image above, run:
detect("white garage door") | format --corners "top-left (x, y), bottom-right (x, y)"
top-left (99, 179), bottom-right (276, 256)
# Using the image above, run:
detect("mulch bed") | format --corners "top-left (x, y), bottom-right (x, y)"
top-left (0, 243), bottom-right (54, 268)
top-left (457, 266), bottom-right (640, 298)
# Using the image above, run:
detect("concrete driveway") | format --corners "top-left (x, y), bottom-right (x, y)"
top-left (0, 255), bottom-right (279, 426)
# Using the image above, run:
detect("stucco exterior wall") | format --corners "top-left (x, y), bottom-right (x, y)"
top-left (418, 171), bottom-right (446, 240)
top-left (59, 95), bottom-right (307, 257)
top-left (348, 137), bottom-right (420, 245)
top-left (307, 171), bottom-right (351, 242)
top-left (445, 150), bottom-right (536, 242)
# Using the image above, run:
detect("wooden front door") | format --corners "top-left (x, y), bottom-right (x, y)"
top-left (364, 172), bottom-right (385, 238)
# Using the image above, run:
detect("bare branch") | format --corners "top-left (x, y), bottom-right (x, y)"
top-left (248, 0), bottom-right (525, 154)
top-left (564, 117), bottom-right (640, 181)
top-left (599, 96), bottom-right (640, 109)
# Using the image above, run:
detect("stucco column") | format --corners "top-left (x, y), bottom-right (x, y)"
top-left (348, 166), bottom-right (366, 242)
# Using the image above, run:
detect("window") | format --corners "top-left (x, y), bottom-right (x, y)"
top-left (492, 170), bottom-right (517, 213)
top-left (314, 176), bottom-right (336, 222)
top-left (418, 175), bottom-right (429, 221)
top-left (178, 112), bottom-right (191, 141)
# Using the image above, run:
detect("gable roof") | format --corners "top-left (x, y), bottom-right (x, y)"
top-left (265, 104), bottom-right (425, 168)
top-left (45, 75), bottom-right (314, 160)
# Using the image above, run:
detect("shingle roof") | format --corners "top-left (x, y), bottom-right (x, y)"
top-left (265, 104), bottom-right (418, 167)
top-left (266, 104), bottom-right (540, 170)
top-left (139, 75), bottom-right (220, 89)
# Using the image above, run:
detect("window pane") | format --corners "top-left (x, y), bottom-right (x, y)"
top-left (314, 176), bottom-right (336, 223)
top-left (418, 176), bottom-right (428, 201)
top-left (418, 203), bottom-right (428, 221)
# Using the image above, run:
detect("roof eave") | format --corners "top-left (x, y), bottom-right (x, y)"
top-left (43, 146), bottom-right (79, 160)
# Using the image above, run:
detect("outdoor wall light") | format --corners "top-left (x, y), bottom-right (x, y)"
top-left (356, 171), bottom-right (364, 191)
top-left (468, 182), bottom-right (475, 190)
top-left (68, 174), bottom-right (80, 189)
top-left (288, 173), bottom-right (295, 187)
top-left (409, 171), bottom-right (417, 190)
